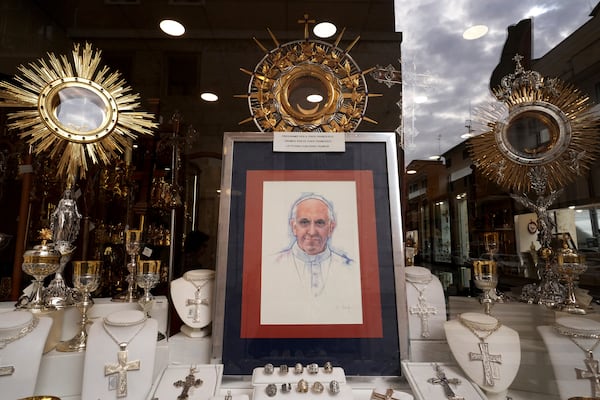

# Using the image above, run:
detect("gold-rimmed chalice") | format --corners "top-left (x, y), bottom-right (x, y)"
top-left (137, 259), bottom-right (166, 341)
top-left (553, 243), bottom-right (587, 315)
top-left (473, 259), bottom-right (498, 315)
top-left (113, 229), bottom-right (142, 302)
top-left (137, 260), bottom-right (161, 316)
top-left (56, 260), bottom-right (101, 352)
top-left (21, 241), bottom-right (61, 310)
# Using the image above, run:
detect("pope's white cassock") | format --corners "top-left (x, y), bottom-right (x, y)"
top-left (261, 242), bottom-right (363, 325)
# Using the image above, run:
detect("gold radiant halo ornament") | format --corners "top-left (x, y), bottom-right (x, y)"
top-left (237, 15), bottom-right (380, 132)
top-left (468, 55), bottom-right (600, 193)
top-left (0, 43), bottom-right (157, 185)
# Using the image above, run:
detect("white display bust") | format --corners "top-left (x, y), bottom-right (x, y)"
top-left (405, 266), bottom-right (446, 340)
top-left (171, 269), bottom-right (215, 337)
top-left (0, 310), bottom-right (52, 399)
top-left (82, 309), bottom-right (158, 400)
top-left (538, 316), bottom-right (600, 400)
top-left (444, 312), bottom-right (520, 400)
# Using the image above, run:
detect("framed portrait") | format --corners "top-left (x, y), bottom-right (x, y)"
top-left (212, 132), bottom-right (408, 377)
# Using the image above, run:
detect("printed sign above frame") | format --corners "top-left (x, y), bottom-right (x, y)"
top-left (212, 132), bottom-right (408, 377)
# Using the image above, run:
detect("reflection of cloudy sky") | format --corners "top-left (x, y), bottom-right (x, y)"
top-left (394, 0), bottom-right (594, 165)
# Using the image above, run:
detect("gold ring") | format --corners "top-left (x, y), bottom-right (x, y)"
top-left (312, 382), bottom-right (325, 394)
top-left (297, 379), bottom-right (309, 393)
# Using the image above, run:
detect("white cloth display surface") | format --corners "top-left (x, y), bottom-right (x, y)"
top-left (538, 316), bottom-right (600, 400)
top-left (0, 310), bottom-right (52, 399)
top-left (82, 309), bottom-right (158, 400)
top-left (444, 312), bottom-right (520, 400)
top-left (171, 269), bottom-right (215, 337)
top-left (401, 361), bottom-right (488, 400)
top-left (405, 266), bottom-right (446, 340)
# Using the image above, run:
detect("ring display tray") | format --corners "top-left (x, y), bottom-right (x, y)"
top-left (401, 361), bottom-right (487, 400)
top-left (251, 365), bottom-right (351, 400)
top-left (147, 363), bottom-right (223, 400)
top-left (251, 366), bottom-right (347, 385)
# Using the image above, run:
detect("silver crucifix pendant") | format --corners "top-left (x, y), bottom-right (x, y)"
top-left (186, 291), bottom-right (209, 323)
top-left (575, 351), bottom-right (600, 397)
top-left (469, 341), bottom-right (502, 387)
top-left (104, 345), bottom-right (141, 398)
top-left (409, 299), bottom-right (437, 338)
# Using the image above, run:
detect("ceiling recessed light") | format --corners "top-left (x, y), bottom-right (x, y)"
top-left (313, 22), bottom-right (337, 38)
top-left (428, 155), bottom-right (441, 160)
top-left (463, 25), bottom-right (488, 40)
top-left (160, 19), bottom-right (185, 37)
top-left (406, 169), bottom-right (417, 175)
top-left (414, 95), bottom-right (428, 104)
top-left (200, 92), bottom-right (218, 102)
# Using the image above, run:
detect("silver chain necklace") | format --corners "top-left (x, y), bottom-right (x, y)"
top-left (458, 315), bottom-right (503, 387)
top-left (103, 316), bottom-right (147, 398)
top-left (184, 275), bottom-right (210, 294)
top-left (0, 314), bottom-right (39, 349)
top-left (184, 275), bottom-right (211, 323)
top-left (554, 323), bottom-right (600, 397)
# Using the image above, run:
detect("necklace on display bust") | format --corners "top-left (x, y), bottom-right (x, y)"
top-left (103, 312), bottom-right (147, 398)
top-left (0, 313), bottom-right (39, 349)
top-left (458, 313), bottom-right (503, 387)
top-left (183, 273), bottom-right (211, 323)
top-left (406, 273), bottom-right (437, 338)
top-left (0, 312), bottom-right (40, 377)
top-left (554, 318), bottom-right (600, 397)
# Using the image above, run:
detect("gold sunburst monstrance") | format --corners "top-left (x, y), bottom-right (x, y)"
top-left (0, 43), bottom-right (157, 185)
top-left (468, 55), bottom-right (600, 193)
top-left (238, 15), bottom-right (380, 133)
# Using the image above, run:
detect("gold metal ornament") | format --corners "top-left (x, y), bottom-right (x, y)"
top-left (0, 43), bottom-right (157, 185)
top-left (238, 15), bottom-right (380, 132)
top-left (468, 55), bottom-right (600, 193)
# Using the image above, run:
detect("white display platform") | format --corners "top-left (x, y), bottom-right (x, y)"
top-left (168, 331), bottom-right (212, 364)
top-left (62, 295), bottom-right (169, 341)
top-left (408, 339), bottom-right (453, 363)
top-left (0, 297), bottom-right (170, 399)
top-left (148, 363), bottom-right (224, 400)
top-left (0, 294), bottom-right (579, 399)
top-left (1, 296), bottom-right (169, 340)
top-left (0, 312), bottom-right (53, 399)
top-left (402, 361), bottom-right (487, 400)
top-left (538, 316), bottom-right (600, 400)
